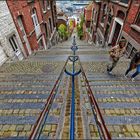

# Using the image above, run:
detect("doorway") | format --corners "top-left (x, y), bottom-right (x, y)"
top-left (108, 17), bottom-right (123, 46)
top-left (111, 22), bottom-right (121, 46)
top-left (17, 16), bottom-right (32, 55)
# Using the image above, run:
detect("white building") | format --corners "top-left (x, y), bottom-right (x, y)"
top-left (0, 1), bottom-right (26, 66)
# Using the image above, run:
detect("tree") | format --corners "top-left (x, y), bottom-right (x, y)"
top-left (77, 14), bottom-right (85, 39)
top-left (69, 19), bottom-right (74, 29)
top-left (58, 24), bottom-right (68, 40)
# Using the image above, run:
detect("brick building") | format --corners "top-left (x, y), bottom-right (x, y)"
top-left (91, 0), bottom-right (140, 57)
top-left (121, 0), bottom-right (140, 58)
top-left (57, 9), bottom-right (68, 28)
top-left (0, 1), bottom-right (26, 66)
top-left (89, 1), bottom-right (101, 43)
top-left (84, 3), bottom-right (93, 28)
top-left (96, 0), bottom-right (129, 47)
top-left (39, 0), bottom-right (58, 48)
top-left (7, 0), bottom-right (52, 56)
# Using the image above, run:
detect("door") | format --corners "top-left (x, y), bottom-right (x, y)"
top-left (38, 36), bottom-right (47, 50)
top-left (111, 22), bottom-right (121, 46)
top-left (38, 38), bottom-right (44, 50)
top-left (104, 24), bottom-right (110, 43)
top-left (9, 34), bottom-right (23, 60)
top-left (32, 9), bottom-right (41, 37)
top-left (17, 16), bottom-right (32, 55)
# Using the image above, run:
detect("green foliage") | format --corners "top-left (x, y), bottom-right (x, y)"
top-left (69, 19), bottom-right (74, 29)
top-left (77, 14), bottom-right (85, 39)
top-left (58, 24), bottom-right (68, 40)
top-left (80, 14), bottom-right (85, 26)
top-left (77, 23), bottom-right (83, 39)
top-left (87, 28), bottom-right (91, 33)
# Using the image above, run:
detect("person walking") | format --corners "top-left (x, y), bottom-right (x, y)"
top-left (125, 51), bottom-right (140, 81)
top-left (107, 40), bottom-right (126, 74)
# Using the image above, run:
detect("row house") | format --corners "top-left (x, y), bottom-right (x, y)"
top-left (90, 1), bottom-right (101, 43)
top-left (122, 0), bottom-right (140, 58)
top-left (84, 3), bottom-right (94, 41)
top-left (0, 1), bottom-right (26, 66)
top-left (7, 0), bottom-right (57, 57)
top-left (90, 0), bottom-right (140, 57)
top-left (39, 0), bottom-right (58, 47)
top-left (84, 3), bottom-right (93, 28)
top-left (91, 0), bottom-right (129, 47)
top-left (7, 0), bottom-right (47, 56)
top-left (57, 9), bottom-right (68, 28)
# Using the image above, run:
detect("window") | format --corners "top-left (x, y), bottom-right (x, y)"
top-left (45, 23), bottom-right (48, 38)
top-left (126, 42), bottom-right (137, 58)
top-left (131, 47), bottom-right (137, 58)
top-left (136, 12), bottom-right (140, 26)
top-left (17, 16), bottom-right (26, 37)
top-left (32, 8), bottom-right (41, 37)
top-left (49, 18), bottom-right (52, 33)
top-left (120, 0), bottom-right (129, 4)
top-left (32, 9), bottom-right (39, 27)
top-left (9, 35), bottom-right (19, 52)
top-left (126, 42), bottom-right (132, 53)
top-left (94, 12), bottom-right (97, 24)
top-left (42, 0), bottom-right (46, 12)
top-left (108, 9), bottom-right (113, 24)
top-left (47, 1), bottom-right (50, 10)
top-left (27, 0), bottom-right (34, 3)
top-left (101, 4), bottom-right (107, 24)
top-left (38, 38), bottom-right (44, 50)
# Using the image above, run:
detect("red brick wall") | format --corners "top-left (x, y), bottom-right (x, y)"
top-left (91, 2), bottom-right (101, 43)
top-left (98, 1), bottom-right (128, 38)
top-left (7, 0), bottom-right (44, 55)
top-left (39, 0), bottom-right (56, 42)
top-left (123, 0), bottom-right (140, 44)
top-left (98, 1), bottom-right (108, 35)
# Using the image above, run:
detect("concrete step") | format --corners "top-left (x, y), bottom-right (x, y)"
top-left (80, 71), bottom-right (140, 139)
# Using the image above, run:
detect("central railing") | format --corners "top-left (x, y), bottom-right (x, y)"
top-left (29, 36), bottom-right (111, 140)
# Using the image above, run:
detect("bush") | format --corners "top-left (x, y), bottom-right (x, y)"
top-left (58, 24), bottom-right (68, 40)
top-left (77, 14), bottom-right (85, 39)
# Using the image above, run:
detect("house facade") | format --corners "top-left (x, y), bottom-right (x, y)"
top-left (39, 0), bottom-right (58, 48)
top-left (121, 0), bottom-right (140, 58)
top-left (7, 0), bottom-right (49, 56)
top-left (91, 0), bottom-right (140, 57)
top-left (0, 1), bottom-right (25, 66)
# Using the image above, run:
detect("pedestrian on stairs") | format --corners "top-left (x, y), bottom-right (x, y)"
top-left (125, 51), bottom-right (140, 81)
top-left (107, 39), bottom-right (126, 74)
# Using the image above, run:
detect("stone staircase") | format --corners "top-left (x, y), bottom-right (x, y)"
top-left (0, 35), bottom-right (140, 139)
top-left (0, 50), bottom-right (69, 139)
top-left (0, 72), bottom-right (69, 139)
top-left (80, 72), bottom-right (140, 139)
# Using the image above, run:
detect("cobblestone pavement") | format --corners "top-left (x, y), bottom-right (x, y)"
top-left (0, 34), bottom-right (140, 139)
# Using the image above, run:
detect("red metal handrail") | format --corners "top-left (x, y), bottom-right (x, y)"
top-left (29, 57), bottom-right (69, 140)
top-left (78, 57), bottom-right (111, 140)
top-left (29, 55), bottom-right (111, 140)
